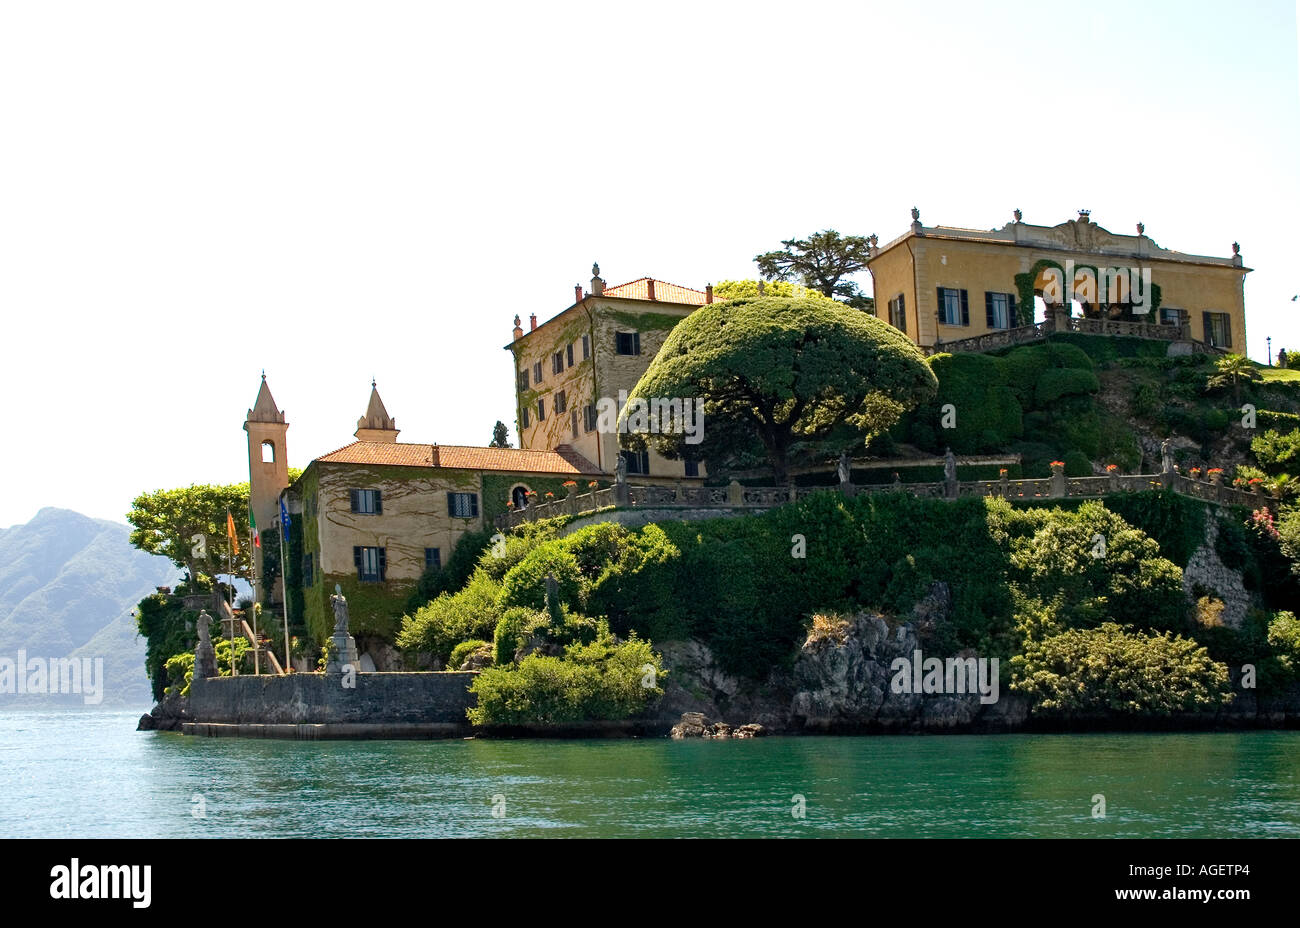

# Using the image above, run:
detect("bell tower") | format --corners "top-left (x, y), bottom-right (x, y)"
top-left (244, 373), bottom-right (290, 604)
top-left (355, 380), bottom-right (400, 443)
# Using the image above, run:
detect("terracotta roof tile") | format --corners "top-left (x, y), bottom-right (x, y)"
top-left (603, 277), bottom-right (714, 305)
top-left (314, 441), bottom-right (602, 475)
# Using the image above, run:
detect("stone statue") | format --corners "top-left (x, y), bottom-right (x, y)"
top-left (194, 610), bottom-right (218, 679)
top-left (330, 586), bottom-right (350, 636)
top-left (1013, 208), bottom-right (1022, 222)
top-left (837, 451), bottom-right (851, 485)
top-left (615, 454), bottom-right (627, 485)
top-left (326, 584), bottom-right (359, 675)
top-left (1136, 221), bottom-right (1145, 235)
top-left (1160, 438), bottom-right (1175, 474)
top-left (944, 447), bottom-right (957, 484)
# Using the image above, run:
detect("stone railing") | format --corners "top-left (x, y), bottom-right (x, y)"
top-left (493, 469), bottom-right (1273, 529)
top-left (931, 309), bottom-right (1226, 357)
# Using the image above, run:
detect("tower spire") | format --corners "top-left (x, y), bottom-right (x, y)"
top-left (355, 380), bottom-right (400, 442)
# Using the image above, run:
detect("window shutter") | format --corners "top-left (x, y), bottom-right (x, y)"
top-left (375, 490), bottom-right (383, 514)
top-left (633, 333), bottom-right (641, 355)
top-left (567, 344), bottom-right (574, 367)
top-left (936, 287), bottom-right (945, 324)
top-left (353, 546), bottom-right (361, 568)
top-left (1202, 311), bottom-right (1211, 345)
top-left (349, 489), bottom-right (359, 513)
top-left (447, 491), bottom-right (455, 517)
top-left (470, 495), bottom-right (479, 518)
top-left (1008, 294), bottom-right (1017, 328)
top-left (985, 292), bottom-right (994, 328)
top-left (960, 290), bottom-right (970, 326)
top-left (898, 293), bottom-right (905, 333)
top-left (1224, 315), bottom-right (1232, 348)
top-left (378, 548), bottom-right (386, 581)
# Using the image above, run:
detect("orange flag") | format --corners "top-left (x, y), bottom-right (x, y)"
top-left (226, 510), bottom-right (240, 555)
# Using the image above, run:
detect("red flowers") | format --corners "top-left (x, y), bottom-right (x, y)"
top-left (1049, 460), bottom-right (1065, 468)
top-left (1105, 464), bottom-right (1118, 472)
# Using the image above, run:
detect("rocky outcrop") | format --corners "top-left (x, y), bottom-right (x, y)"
top-left (458, 646), bottom-right (494, 671)
top-left (669, 712), bottom-right (767, 739)
top-left (1183, 513), bottom-right (1252, 629)
top-left (137, 691), bottom-right (190, 731)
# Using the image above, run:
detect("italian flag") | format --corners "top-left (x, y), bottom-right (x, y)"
top-left (250, 509), bottom-right (260, 548)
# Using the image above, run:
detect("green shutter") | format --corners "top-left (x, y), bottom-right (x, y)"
top-left (1008, 294), bottom-right (1017, 327)
top-left (985, 292), bottom-right (994, 328)
top-left (960, 290), bottom-right (970, 326)
top-left (936, 287), bottom-right (945, 324)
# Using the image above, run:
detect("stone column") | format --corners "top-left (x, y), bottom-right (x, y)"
top-left (727, 480), bottom-right (745, 507)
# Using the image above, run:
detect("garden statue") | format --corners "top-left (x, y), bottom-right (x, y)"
top-left (837, 451), bottom-right (851, 486)
top-left (331, 585), bottom-right (350, 636)
top-left (944, 447), bottom-right (957, 484)
top-left (326, 584), bottom-right (359, 675)
top-left (1160, 438), bottom-right (1175, 474)
top-left (194, 610), bottom-right (217, 679)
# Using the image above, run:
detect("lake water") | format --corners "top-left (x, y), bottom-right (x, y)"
top-left (2, 709), bottom-right (1298, 838)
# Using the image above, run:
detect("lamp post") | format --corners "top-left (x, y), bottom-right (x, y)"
top-left (1267, 336), bottom-right (1272, 367)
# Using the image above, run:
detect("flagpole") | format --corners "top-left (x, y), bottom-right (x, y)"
top-left (250, 516), bottom-right (260, 676)
top-left (279, 494), bottom-right (291, 674)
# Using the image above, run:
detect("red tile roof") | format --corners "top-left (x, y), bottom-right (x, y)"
top-left (314, 441), bottom-right (602, 475)
top-left (603, 277), bottom-right (714, 305)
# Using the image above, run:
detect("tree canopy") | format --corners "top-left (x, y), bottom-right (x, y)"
top-left (753, 229), bottom-right (874, 309)
top-left (127, 483), bottom-right (252, 586)
top-left (621, 295), bottom-right (937, 482)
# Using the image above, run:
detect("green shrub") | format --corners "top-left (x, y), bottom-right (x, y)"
top-left (1035, 367), bottom-right (1100, 405)
top-left (1063, 450), bottom-right (1092, 477)
top-left (999, 344), bottom-right (1052, 406)
top-left (1010, 623), bottom-right (1232, 715)
top-left (924, 353), bottom-right (1023, 453)
top-left (499, 545), bottom-right (584, 612)
top-left (396, 570), bottom-right (503, 661)
top-left (1267, 611), bottom-right (1300, 676)
top-left (468, 626), bottom-right (663, 725)
top-left (493, 606), bottom-right (549, 665)
top-left (588, 523), bottom-right (685, 640)
top-left (449, 639), bottom-right (492, 670)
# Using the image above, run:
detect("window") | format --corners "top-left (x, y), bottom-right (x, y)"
top-left (581, 334), bottom-right (590, 359)
top-left (570, 409), bottom-right (578, 437)
top-left (1203, 311), bottom-right (1232, 348)
top-left (447, 492), bottom-right (479, 518)
top-left (583, 404), bottom-right (597, 432)
top-left (555, 390), bottom-right (567, 414)
top-left (533, 361), bottom-right (542, 383)
top-left (938, 287), bottom-right (969, 326)
top-left (537, 398), bottom-right (545, 421)
top-left (261, 440), bottom-right (276, 463)
top-left (615, 331), bottom-right (641, 355)
top-left (517, 369), bottom-right (529, 390)
top-left (424, 548), bottom-right (441, 570)
top-left (302, 553), bottom-right (314, 587)
top-left (985, 292), bottom-right (1016, 330)
top-left (566, 344), bottom-right (574, 367)
top-left (552, 351), bottom-right (564, 375)
top-left (888, 294), bottom-right (906, 333)
top-left (521, 407), bottom-right (530, 429)
top-left (620, 449), bottom-right (650, 475)
top-left (1160, 307), bottom-right (1182, 326)
top-left (354, 546), bottom-right (386, 583)
top-left (684, 460), bottom-right (699, 477)
top-left (349, 489), bottom-right (382, 514)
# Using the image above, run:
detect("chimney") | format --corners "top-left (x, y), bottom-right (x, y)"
top-left (705, 283), bottom-right (713, 304)
top-left (529, 313), bottom-right (537, 331)
top-left (646, 279), bottom-right (656, 301)
top-left (512, 314), bottom-right (523, 341)
top-left (575, 284), bottom-right (584, 303)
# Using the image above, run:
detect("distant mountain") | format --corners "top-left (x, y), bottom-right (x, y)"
top-left (0, 508), bottom-right (178, 708)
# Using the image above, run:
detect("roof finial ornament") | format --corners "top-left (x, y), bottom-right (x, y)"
top-left (261, 369), bottom-right (266, 380)
top-left (1078, 209), bottom-right (1091, 222)
top-left (911, 206), bottom-right (920, 221)
top-left (1013, 208), bottom-right (1022, 222)
top-left (1232, 241), bottom-right (1240, 255)
top-left (371, 376), bottom-right (376, 388)
top-left (1137, 221), bottom-right (1145, 235)
top-left (592, 262), bottom-right (600, 278)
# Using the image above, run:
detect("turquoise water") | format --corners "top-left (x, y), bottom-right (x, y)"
top-left (1, 709), bottom-right (1298, 838)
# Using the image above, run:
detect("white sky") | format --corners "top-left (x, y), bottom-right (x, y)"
top-left (2, 0), bottom-right (1298, 528)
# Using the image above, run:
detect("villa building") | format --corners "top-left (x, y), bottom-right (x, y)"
top-left (867, 209), bottom-right (1250, 352)
top-left (506, 264), bottom-right (714, 481)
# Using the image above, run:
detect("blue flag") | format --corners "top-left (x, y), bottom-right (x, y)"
top-left (280, 498), bottom-right (291, 529)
